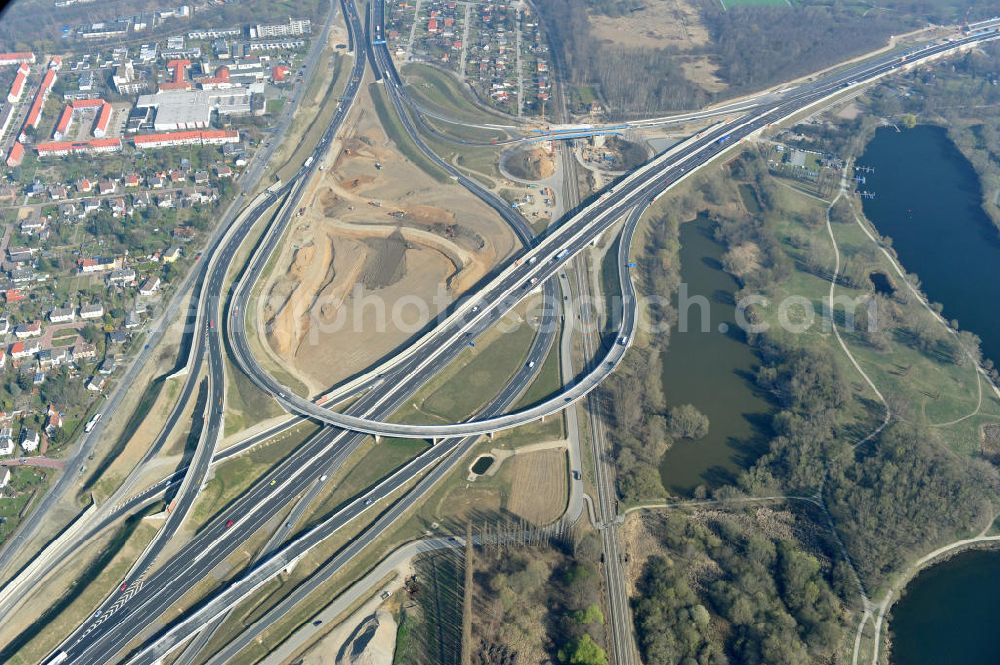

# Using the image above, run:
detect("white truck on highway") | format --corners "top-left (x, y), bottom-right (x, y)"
top-left (84, 413), bottom-right (102, 433)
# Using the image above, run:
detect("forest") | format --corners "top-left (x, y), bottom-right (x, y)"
top-left (603, 134), bottom-right (1000, 663)
top-left (471, 532), bottom-right (609, 665)
top-left (745, 337), bottom-right (998, 591)
top-left (539, 0), bottom-right (998, 119)
top-left (632, 509), bottom-right (850, 665)
top-left (536, 0), bottom-right (711, 116)
top-left (703, 5), bottom-right (912, 93)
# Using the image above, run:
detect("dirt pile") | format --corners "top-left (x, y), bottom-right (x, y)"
top-left (502, 146), bottom-right (555, 181)
top-left (265, 239), bottom-right (334, 357)
top-left (259, 84), bottom-right (517, 392)
top-left (301, 609), bottom-right (397, 665)
top-left (361, 229), bottom-right (408, 290)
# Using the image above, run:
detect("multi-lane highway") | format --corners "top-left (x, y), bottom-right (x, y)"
top-left (38, 10), bottom-right (1000, 664)
top-left (0, 0), bottom-right (347, 583)
top-left (45, 0), bottom-right (558, 660)
top-left (0, 0), bottom-right (347, 614)
top-left (44, 0), bottom-right (369, 660)
top-left (226, 25), bottom-right (1000, 441)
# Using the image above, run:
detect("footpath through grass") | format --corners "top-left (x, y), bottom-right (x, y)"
top-left (759, 173), bottom-right (1000, 453)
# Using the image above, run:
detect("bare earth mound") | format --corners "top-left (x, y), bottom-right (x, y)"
top-left (502, 146), bottom-right (556, 181)
top-left (361, 229), bottom-right (408, 290)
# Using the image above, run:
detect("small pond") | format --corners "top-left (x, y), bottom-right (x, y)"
top-left (470, 455), bottom-right (495, 475)
top-left (869, 271), bottom-right (896, 297)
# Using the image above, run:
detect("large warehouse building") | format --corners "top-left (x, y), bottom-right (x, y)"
top-left (135, 87), bottom-right (251, 130)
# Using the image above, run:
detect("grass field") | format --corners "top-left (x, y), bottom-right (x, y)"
top-left (266, 98), bottom-right (286, 115)
top-left (420, 321), bottom-right (537, 422)
top-left (514, 340), bottom-right (562, 410)
top-left (829, 213), bottom-right (1000, 452)
top-left (391, 300), bottom-right (538, 425)
top-left (493, 415), bottom-right (565, 448)
top-left (223, 363), bottom-right (285, 437)
top-left (504, 449), bottom-right (568, 525)
top-left (755, 175), bottom-right (1000, 454)
top-left (306, 436), bottom-right (431, 525)
top-left (400, 63), bottom-right (508, 183)
top-left (369, 84), bottom-right (452, 184)
top-left (402, 63), bottom-right (512, 127)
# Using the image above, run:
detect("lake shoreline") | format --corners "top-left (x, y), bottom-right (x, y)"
top-left (886, 540), bottom-right (1000, 665)
top-left (859, 123), bottom-right (1000, 369)
top-left (858, 123), bottom-right (1000, 665)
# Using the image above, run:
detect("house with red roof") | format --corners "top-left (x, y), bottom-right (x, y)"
top-left (0, 53), bottom-right (34, 66)
top-left (20, 65), bottom-right (57, 140)
top-left (53, 99), bottom-right (114, 140)
top-left (6, 142), bottom-right (24, 168)
top-left (198, 66), bottom-right (235, 90)
top-left (35, 139), bottom-right (122, 157)
top-left (271, 65), bottom-right (289, 83)
top-left (7, 63), bottom-right (28, 103)
top-left (159, 59), bottom-right (192, 91)
top-left (132, 129), bottom-right (239, 149)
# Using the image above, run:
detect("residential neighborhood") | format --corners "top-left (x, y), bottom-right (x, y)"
top-left (385, 0), bottom-right (551, 117)
top-left (0, 4), bottom-right (319, 481)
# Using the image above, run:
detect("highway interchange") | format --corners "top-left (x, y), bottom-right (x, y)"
top-left (45, 0), bottom-right (561, 661)
top-left (20, 3), bottom-right (999, 663)
top-left (0, 0), bottom-right (346, 619)
top-left (231, 23), bottom-right (1000, 439)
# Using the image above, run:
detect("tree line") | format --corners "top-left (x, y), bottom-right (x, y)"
top-left (536, 0), bottom-right (1000, 120)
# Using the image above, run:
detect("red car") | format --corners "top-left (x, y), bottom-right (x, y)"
top-left (119, 582), bottom-right (127, 592)
top-left (225, 518), bottom-right (235, 529)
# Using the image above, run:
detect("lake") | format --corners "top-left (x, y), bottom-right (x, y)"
top-left (658, 215), bottom-right (772, 495)
top-left (890, 549), bottom-right (1000, 665)
top-left (859, 124), bottom-right (1000, 365)
top-left (860, 125), bottom-right (1000, 664)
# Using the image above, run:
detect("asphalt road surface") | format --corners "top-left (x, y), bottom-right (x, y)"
top-left (41, 18), bottom-right (1000, 665)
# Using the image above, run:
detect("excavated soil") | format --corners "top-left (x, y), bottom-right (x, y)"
top-left (259, 88), bottom-right (518, 393)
